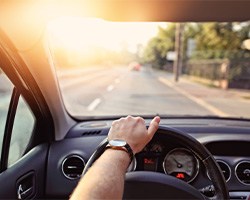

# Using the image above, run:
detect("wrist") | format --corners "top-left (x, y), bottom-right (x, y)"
top-left (107, 139), bottom-right (134, 163)
top-left (104, 148), bottom-right (131, 169)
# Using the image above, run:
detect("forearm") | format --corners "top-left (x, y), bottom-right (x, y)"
top-left (70, 116), bottom-right (160, 199)
top-left (70, 149), bottom-right (130, 200)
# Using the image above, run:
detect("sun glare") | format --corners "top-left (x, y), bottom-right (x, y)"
top-left (47, 17), bottom-right (165, 67)
top-left (48, 17), bottom-right (164, 52)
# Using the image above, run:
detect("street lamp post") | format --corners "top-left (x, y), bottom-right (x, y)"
top-left (173, 23), bottom-right (184, 82)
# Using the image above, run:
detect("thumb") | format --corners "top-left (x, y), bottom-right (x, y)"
top-left (148, 116), bottom-right (160, 137)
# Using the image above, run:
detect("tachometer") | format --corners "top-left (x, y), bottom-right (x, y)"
top-left (163, 148), bottom-right (199, 183)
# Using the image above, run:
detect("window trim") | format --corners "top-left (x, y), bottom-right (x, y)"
top-left (0, 87), bottom-right (20, 172)
top-left (0, 29), bottom-right (54, 167)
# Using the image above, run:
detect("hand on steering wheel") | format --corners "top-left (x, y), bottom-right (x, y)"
top-left (82, 117), bottom-right (229, 200)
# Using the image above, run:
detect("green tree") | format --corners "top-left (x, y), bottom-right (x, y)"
top-left (192, 22), bottom-right (250, 59)
top-left (142, 22), bottom-right (250, 69)
top-left (142, 24), bottom-right (175, 68)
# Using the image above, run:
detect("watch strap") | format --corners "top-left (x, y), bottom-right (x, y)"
top-left (106, 140), bottom-right (134, 162)
top-left (124, 143), bottom-right (134, 161)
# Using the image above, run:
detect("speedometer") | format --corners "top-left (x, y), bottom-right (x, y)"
top-left (163, 148), bottom-right (199, 183)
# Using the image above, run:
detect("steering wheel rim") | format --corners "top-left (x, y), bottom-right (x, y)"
top-left (124, 126), bottom-right (229, 200)
top-left (83, 125), bottom-right (229, 200)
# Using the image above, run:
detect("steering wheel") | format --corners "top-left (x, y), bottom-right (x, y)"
top-left (82, 126), bottom-right (229, 200)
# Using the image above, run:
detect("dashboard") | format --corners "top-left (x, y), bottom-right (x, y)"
top-left (45, 118), bottom-right (250, 199)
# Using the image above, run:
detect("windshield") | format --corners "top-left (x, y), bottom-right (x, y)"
top-left (47, 18), bottom-right (250, 119)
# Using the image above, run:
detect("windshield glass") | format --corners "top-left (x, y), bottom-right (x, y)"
top-left (47, 18), bottom-right (250, 119)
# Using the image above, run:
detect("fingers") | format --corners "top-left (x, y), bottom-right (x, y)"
top-left (148, 116), bottom-right (161, 137)
top-left (108, 116), bottom-right (160, 154)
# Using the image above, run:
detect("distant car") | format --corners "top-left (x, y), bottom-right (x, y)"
top-left (129, 62), bottom-right (141, 71)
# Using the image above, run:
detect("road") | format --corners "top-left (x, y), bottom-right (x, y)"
top-left (58, 65), bottom-right (250, 118)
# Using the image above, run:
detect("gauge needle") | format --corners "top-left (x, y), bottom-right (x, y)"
top-left (173, 158), bottom-right (183, 168)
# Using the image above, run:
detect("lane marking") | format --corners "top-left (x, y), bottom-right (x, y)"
top-left (107, 85), bottom-right (114, 92)
top-left (60, 71), bottom-right (108, 89)
top-left (87, 98), bottom-right (101, 111)
top-left (158, 77), bottom-right (229, 117)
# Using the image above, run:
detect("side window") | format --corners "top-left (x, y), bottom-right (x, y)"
top-left (0, 70), bottom-right (14, 162)
top-left (8, 96), bottom-right (35, 166)
top-left (0, 69), bottom-right (35, 168)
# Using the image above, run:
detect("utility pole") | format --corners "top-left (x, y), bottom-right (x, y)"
top-left (173, 23), bottom-right (184, 82)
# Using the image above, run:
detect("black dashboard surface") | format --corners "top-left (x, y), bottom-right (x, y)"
top-left (46, 118), bottom-right (250, 199)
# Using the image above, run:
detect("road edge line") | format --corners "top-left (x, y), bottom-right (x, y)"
top-left (158, 77), bottom-right (229, 117)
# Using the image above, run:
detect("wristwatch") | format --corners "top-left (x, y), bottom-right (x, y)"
top-left (107, 139), bottom-right (134, 162)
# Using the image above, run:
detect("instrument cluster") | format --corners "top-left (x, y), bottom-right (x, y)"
top-left (128, 140), bottom-right (200, 183)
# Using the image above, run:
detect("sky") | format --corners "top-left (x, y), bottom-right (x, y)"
top-left (48, 17), bottom-right (166, 53)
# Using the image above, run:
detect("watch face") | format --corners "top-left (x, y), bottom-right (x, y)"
top-left (109, 139), bottom-right (127, 147)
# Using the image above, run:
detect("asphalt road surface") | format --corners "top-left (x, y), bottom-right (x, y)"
top-left (58, 65), bottom-right (250, 118)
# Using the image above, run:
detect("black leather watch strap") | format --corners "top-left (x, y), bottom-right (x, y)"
top-left (124, 143), bottom-right (134, 161)
top-left (107, 139), bottom-right (134, 162)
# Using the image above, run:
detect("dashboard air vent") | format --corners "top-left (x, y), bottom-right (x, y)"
top-left (82, 130), bottom-right (101, 136)
top-left (235, 161), bottom-right (250, 185)
top-left (62, 155), bottom-right (85, 179)
top-left (217, 160), bottom-right (231, 182)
